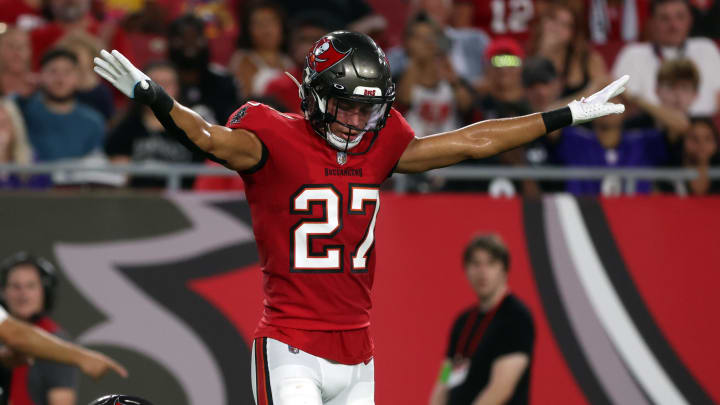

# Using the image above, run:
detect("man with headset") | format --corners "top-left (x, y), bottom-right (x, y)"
top-left (0, 251), bottom-right (126, 399)
top-left (1, 251), bottom-right (87, 405)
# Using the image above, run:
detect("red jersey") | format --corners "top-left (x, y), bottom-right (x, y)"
top-left (0, 0), bottom-right (43, 26)
top-left (473, 0), bottom-right (536, 43)
top-left (226, 102), bottom-right (415, 364)
top-left (30, 17), bottom-right (133, 71)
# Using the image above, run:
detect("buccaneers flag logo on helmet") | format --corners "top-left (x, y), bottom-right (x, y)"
top-left (307, 37), bottom-right (351, 76)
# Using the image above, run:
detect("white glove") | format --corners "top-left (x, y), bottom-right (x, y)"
top-left (568, 75), bottom-right (629, 125)
top-left (93, 49), bottom-right (150, 99)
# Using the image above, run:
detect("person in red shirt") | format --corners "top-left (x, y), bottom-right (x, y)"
top-left (94, 31), bottom-right (628, 404)
top-left (460, 0), bottom-right (538, 43)
top-left (0, 0), bottom-right (45, 29)
top-left (29, 0), bottom-right (132, 71)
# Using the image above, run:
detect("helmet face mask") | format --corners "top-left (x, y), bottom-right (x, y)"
top-left (323, 97), bottom-right (390, 150)
top-left (300, 31), bottom-right (395, 153)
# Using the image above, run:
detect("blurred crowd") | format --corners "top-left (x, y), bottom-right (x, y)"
top-left (0, 0), bottom-right (718, 196)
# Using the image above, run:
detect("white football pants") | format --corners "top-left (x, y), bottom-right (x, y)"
top-left (251, 337), bottom-right (374, 405)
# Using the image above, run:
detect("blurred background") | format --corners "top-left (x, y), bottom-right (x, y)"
top-left (0, 0), bottom-right (718, 404)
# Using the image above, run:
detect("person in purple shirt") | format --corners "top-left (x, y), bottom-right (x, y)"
top-left (551, 112), bottom-right (669, 195)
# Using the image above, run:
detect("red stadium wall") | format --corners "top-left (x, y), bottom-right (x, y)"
top-left (0, 192), bottom-right (717, 405)
top-left (371, 194), bottom-right (587, 405)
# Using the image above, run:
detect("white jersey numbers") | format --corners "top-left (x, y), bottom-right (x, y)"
top-left (290, 184), bottom-right (380, 273)
top-left (291, 186), bottom-right (343, 271)
top-left (490, 0), bottom-right (534, 34)
top-left (349, 186), bottom-right (380, 271)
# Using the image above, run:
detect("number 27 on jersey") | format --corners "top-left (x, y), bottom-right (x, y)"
top-left (290, 184), bottom-right (380, 273)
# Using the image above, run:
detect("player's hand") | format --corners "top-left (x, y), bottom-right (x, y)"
top-left (568, 75), bottom-right (628, 125)
top-left (93, 49), bottom-right (150, 99)
top-left (77, 349), bottom-right (128, 379)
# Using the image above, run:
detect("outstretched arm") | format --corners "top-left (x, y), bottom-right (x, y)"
top-left (0, 316), bottom-right (127, 379)
top-left (397, 76), bottom-right (629, 173)
top-left (625, 92), bottom-right (691, 136)
top-left (94, 50), bottom-right (263, 172)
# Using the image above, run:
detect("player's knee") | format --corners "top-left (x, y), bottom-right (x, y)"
top-left (275, 377), bottom-right (322, 405)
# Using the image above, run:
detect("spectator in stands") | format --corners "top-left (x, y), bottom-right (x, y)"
top-left (0, 98), bottom-right (45, 188)
top-left (16, 48), bottom-right (104, 162)
top-left (440, 38), bottom-right (535, 195)
top-left (529, 1), bottom-right (609, 100)
top-left (475, 38), bottom-right (530, 120)
top-left (168, 14), bottom-right (238, 125)
top-left (448, 0), bottom-right (474, 28)
top-left (553, 103), bottom-right (669, 195)
top-left (588, 0), bottom-right (651, 44)
top-left (612, 0), bottom-right (720, 116)
top-left (388, 0), bottom-right (490, 88)
top-left (394, 12), bottom-right (474, 193)
top-left (263, 12), bottom-right (341, 114)
top-left (396, 13), bottom-right (473, 137)
top-left (57, 31), bottom-right (114, 120)
top-left (275, 0), bottom-right (387, 37)
top-left (0, 0), bottom-right (46, 30)
top-left (176, 0), bottom-right (241, 66)
top-left (0, 252), bottom-right (79, 405)
top-left (658, 117), bottom-right (720, 195)
top-left (0, 27), bottom-right (36, 98)
top-left (106, 61), bottom-right (204, 188)
top-left (29, 0), bottom-right (133, 71)
top-left (624, 58), bottom-right (697, 155)
top-left (429, 234), bottom-right (534, 405)
top-left (522, 57), bottom-right (565, 192)
top-left (452, 0), bottom-right (538, 43)
top-left (229, 1), bottom-right (292, 99)
top-left (117, 1), bottom-right (170, 70)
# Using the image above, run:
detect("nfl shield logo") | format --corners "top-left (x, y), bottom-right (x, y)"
top-left (337, 152), bottom-right (347, 165)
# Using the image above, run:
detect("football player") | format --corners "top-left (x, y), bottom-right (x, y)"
top-left (94, 31), bottom-right (627, 405)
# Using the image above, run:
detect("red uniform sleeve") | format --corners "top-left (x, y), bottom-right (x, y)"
top-left (225, 101), bottom-right (291, 175)
top-left (388, 107), bottom-right (416, 142)
top-left (226, 102), bottom-right (277, 131)
top-left (383, 107), bottom-right (416, 168)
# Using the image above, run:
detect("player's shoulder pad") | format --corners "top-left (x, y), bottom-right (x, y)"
top-left (385, 107), bottom-right (416, 138)
top-left (225, 101), bottom-right (298, 130)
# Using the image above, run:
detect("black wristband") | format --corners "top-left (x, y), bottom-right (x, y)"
top-left (133, 80), bottom-right (174, 116)
top-left (541, 106), bottom-right (573, 133)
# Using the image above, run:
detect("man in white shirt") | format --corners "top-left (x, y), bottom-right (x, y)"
top-left (612, 0), bottom-right (720, 115)
top-left (0, 305), bottom-right (127, 379)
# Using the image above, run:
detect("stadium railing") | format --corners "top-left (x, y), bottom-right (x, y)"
top-left (0, 162), bottom-right (718, 194)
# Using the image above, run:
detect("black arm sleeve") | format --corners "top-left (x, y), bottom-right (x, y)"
top-left (133, 80), bottom-right (228, 165)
